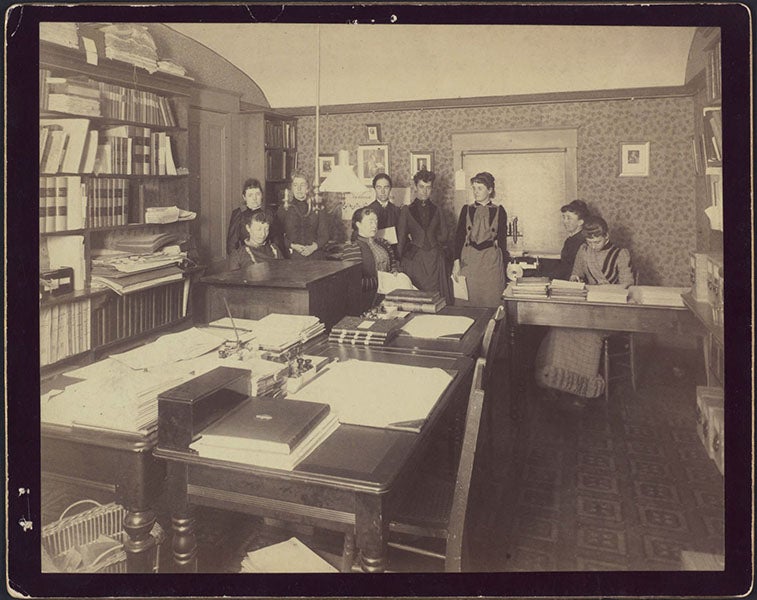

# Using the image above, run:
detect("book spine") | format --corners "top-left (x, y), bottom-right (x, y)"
top-left (55, 176), bottom-right (68, 231)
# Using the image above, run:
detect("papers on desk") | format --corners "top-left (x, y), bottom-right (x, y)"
top-left (585, 284), bottom-right (629, 304)
top-left (289, 359), bottom-right (453, 431)
top-left (628, 285), bottom-right (689, 307)
top-left (240, 537), bottom-right (338, 573)
top-left (401, 314), bottom-right (474, 339)
top-left (253, 314), bottom-right (325, 355)
top-left (208, 317), bottom-right (258, 331)
top-left (110, 327), bottom-right (223, 370)
top-left (377, 271), bottom-right (416, 294)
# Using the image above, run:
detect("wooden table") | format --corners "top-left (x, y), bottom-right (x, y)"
top-left (201, 260), bottom-right (362, 328)
top-left (502, 288), bottom-right (705, 415)
top-left (41, 424), bottom-right (164, 573)
top-left (682, 292), bottom-right (724, 386)
top-left (155, 346), bottom-right (474, 573)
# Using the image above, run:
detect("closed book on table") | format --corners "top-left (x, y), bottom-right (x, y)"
top-left (197, 397), bottom-right (330, 454)
top-left (385, 289), bottom-right (441, 304)
top-left (331, 316), bottom-right (407, 337)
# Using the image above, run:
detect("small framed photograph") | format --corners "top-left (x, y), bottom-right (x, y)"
top-left (619, 142), bottom-right (650, 177)
top-left (318, 154), bottom-right (337, 182)
top-left (357, 144), bottom-right (389, 185)
top-left (366, 124), bottom-right (381, 142)
top-left (410, 151), bottom-right (434, 176)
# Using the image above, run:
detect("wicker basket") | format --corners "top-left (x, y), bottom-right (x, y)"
top-left (41, 500), bottom-right (164, 573)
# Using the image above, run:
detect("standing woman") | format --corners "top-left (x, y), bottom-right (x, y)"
top-left (451, 171), bottom-right (508, 307)
top-left (397, 170), bottom-right (452, 304)
top-left (226, 178), bottom-right (285, 257)
top-left (555, 199), bottom-right (590, 280)
top-left (277, 171), bottom-right (329, 259)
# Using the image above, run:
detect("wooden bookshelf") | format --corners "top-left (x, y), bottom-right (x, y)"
top-left (39, 31), bottom-right (200, 370)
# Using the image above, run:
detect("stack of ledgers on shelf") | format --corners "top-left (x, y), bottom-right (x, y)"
top-left (40, 72), bottom-right (101, 116)
top-left (91, 242), bottom-right (187, 295)
top-left (628, 285), bottom-right (689, 307)
top-left (91, 264), bottom-right (184, 295)
top-left (383, 289), bottom-right (446, 313)
top-left (586, 284), bottom-right (629, 304)
top-left (329, 315), bottom-right (409, 347)
top-left (39, 176), bottom-right (88, 233)
top-left (112, 232), bottom-right (182, 254)
top-left (85, 23), bottom-right (159, 73)
top-left (240, 538), bottom-right (338, 573)
top-left (508, 276), bottom-right (550, 299)
top-left (251, 314), bottom-right (326, 359)
top-left (39, 298), bottom-right (91, 366)
top-left (188, 396), bottom-right (340, 471)
top-left (40, 22), bottom-right (80, 48)
top-left (548, 278), bottom-right (587, 301)
top-left (92, 127), bottom-right (178, 176)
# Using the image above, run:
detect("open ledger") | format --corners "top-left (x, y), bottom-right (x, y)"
top-left (289, 359), bottom-right (453, 432)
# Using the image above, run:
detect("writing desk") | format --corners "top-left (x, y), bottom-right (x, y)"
top-left (41, 423), bottom-right (163, 572)
top-left (155, 346), bottom-right (474, 573)
top-left (502, 288), bottom-right (704, 412)
top-left (201, 260), bottom-right (361, 328)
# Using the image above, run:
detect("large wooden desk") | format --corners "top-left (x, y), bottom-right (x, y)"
top-left (201, 260), bottom-right (361, 328)
top-left (682, 292), bottom-right (724, 386)
top-left (155, 346), bottom-right (474, 573)
top-left (502, 288), bottom-right (705, 413)
top-left (41, 423), bottom-right (164, 573)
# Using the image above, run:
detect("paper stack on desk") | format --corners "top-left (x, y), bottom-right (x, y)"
top-left (548, 279), bottom-right (587, 300)
top-left (508, 277), bottom-right (550, 299)
top-left (253, 314), bottom-right (325, 357)
top-left (400, 314), bottom-right (474, 339)
top-left (240, 537), bottom-right (338, 573)
top-left (628, 285), bottom-right (689, 307)
top-left (586, 284), bottom-right (629, 304)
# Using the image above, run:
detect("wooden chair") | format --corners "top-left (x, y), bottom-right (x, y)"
top-left (386, 356), bottom-right (488, 571)
top-left (602, 332), bottom-right (636, 402)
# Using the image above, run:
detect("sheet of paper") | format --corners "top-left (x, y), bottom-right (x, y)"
top-left (208, 317), bottom-right (259, 331)
top-left (289, 359), bottom-right (453, 429)
top-left (109, 327), bottom-right (223, 370)
top-left (376, 226), bottom-right (398, 245)
top-left (401, 314), bottom-right (475, 339)
top-left (377, 271), bottom-right (416, 294)
top-left (240, 537), bottom-right (338, 573)
top-left (451, 274), bottom-right (469, 300)
top-left (704, 204), bottom-right (722, 231)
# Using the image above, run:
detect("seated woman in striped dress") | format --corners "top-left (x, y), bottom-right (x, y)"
top-left (535, 216), bottom-right (634, 409)
top-left (341, 207), bottom-right (414, 312)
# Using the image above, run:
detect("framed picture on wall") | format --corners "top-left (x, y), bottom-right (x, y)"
top-left (318, 154), bottom-right (337, 182)
top-left (366, 124), bottom-right (382, 142)
top-left (619, 141), bottom-right (650, 177)
top-left (410, 151), bottom-right (434, 176)
top-left (357, 144), bottom-right (389, 185)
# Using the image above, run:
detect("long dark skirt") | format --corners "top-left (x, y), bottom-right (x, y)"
top-left (401, 246), bottom-right (452, 304)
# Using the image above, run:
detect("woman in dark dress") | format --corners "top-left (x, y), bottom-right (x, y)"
top-left (227, 210), bottom-right (282, 270)
top-left (277, 171), bottom-right (329, 259)
top-left (226, 178), bottom-right (285, 257)
top-left (555, 199), bottom-right (590, 279)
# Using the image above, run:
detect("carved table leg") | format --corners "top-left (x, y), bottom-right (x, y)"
top-left (355, 494), bottom-right (387, 573)
top-left (172, 511), bottom-right (197, 572)
top-left (123, 508), bottom-right (157, 573)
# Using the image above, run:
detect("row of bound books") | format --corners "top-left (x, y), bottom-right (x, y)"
top-left (383, 289), bottom-right (446, 313)
top-left (507, 277), bottom-right (550, 299)
top-left (40, 70), bottom-right (177, 126)
top-left (265, 120), bottom-right (297, 149)
top-left (189, 397), bottom-right (339, 471)
top-left (40, 297), bottom-right (91, 366)
top-left (329, 315), bottom-right (407, 347)
top-left (39, 176), bottom-right (130, 232)
top-left (93, 127), bottom-right (177, 176)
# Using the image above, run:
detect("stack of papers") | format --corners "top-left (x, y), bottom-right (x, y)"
top-left (110, 327), bottom-right (223, 369)
top-left (253, 314), bottom-right (325, 356)
top-left (548, 279), bottom-right (587, 301)
top-left (189, 397), bottom-right (339, 470)
top-left (508, 277), bottom-right (550, 299)
top-left (628, 286), bottom-right (689, 307)
top-left (383, 289), bottom-right (446, 313)
top-left (586, 285), bottom-right (629, 304)
top-left (400, 314), bottom-right (474, 339)
top-left (290, 359), bottom-right (453, 431)
top-left (240, 538), bottom-right (338, 573)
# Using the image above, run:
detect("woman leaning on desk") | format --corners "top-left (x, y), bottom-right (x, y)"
top-left (451, 171), bottom-right (508, 307)
top-left (226, 178), bottom-right (285, 257)
top-left (534, 215), bottom-right (635, 410)
top-left (228, 210), bottom-right (283, 270)
top-left (277, 171), bottom-right (329, 259)
top-left (341, 206), bottom-right (414, 311)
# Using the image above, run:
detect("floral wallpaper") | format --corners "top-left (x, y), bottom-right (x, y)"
top-left (296, 96), bottom-right (697, 286)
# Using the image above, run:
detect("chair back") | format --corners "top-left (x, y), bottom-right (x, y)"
top-left (480, 305), bottom-right (505, 386)
top-left (444, 356), bottom-right (487, 571)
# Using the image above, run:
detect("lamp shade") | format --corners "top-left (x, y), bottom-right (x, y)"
top-left (320, 150), bottom-right (367, 195)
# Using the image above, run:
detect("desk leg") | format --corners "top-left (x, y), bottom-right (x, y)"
top-left (123, 508), bottom-right (157, 573)
top-left (508, 322), bottom-right (524, 422)
top-left (355, 494), bottom-right (387, 573)
top-left (165, 462), bottom-right (197, 572)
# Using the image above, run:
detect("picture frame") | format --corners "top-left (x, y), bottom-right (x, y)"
top-left (366, 123), bottom-right (381, 142)
top-left (410, 151), bottom-right (434, 176)
top-left (357, 143), bottom-right (389, 185)
top-left (619, 141), bottom-right (650, 177)
top-left (317, 153), bottom-right (337, 182)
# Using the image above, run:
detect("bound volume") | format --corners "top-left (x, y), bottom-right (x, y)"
top-left (329, 315), bottom-right (408, 347)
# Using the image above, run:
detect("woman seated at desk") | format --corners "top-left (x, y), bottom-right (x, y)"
top-left (535, 215), bottom-right (634, 409)
top-left (226, 177), bottom-right (285, 257)
top-left (278, 171), bottom-right (329, 260)
top-left (228, 210), bottom-right (283, 270)
top-left (341, 207), bottom-right (414, 310)
top-left (555, 199), bottom-right (590, 280)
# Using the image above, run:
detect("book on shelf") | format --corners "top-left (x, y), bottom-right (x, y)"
top-left (40, 118), bottom-right (91, 174)
top-left (39, 297), bottom-right (91, 367)
top-left (195, 397), bottom-right (331, 455)
top-left (112, 232), bottom-right (181, 254)
top-left (91, 264), bottom-right (184, 295)
top-left (85, 178), bottom-right (129, 228)
top-left (41, 127), bottom-right (68, 174)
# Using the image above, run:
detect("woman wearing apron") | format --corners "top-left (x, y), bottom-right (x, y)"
top-left (452, 172), bottom-right (508, 307)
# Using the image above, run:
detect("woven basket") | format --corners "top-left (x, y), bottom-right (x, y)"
top-left (41, 500), bottom-right (164, 573)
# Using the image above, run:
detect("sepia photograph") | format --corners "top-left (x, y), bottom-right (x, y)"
top-left (4, 2), bottom-right (753, 598)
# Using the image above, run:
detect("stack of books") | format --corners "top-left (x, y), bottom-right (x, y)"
top-left (586, 285), bottom-right (629, 304)
top-left (189, 397), bottom-right (340, 470)
top-left (329, 315), bottom-right (408, 347)
top-left (40, 74), bottom-right (101, 117)
top-left (383, 289), bottom-right (446, 313)
top-left (87, 24), bottom-right (160, 73)
top-left (548, 279), bottom-right (587, 301)
top-left (113, 233), bottom-right (182, 254)
top-left (91, 264), bottom-right (184, 295)
top-left (628, 285), bottom-right (688, 307)
top-left (508, 277), bottom-right (550, 299)
top-left (254, 314), bottom-right (326, 359)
